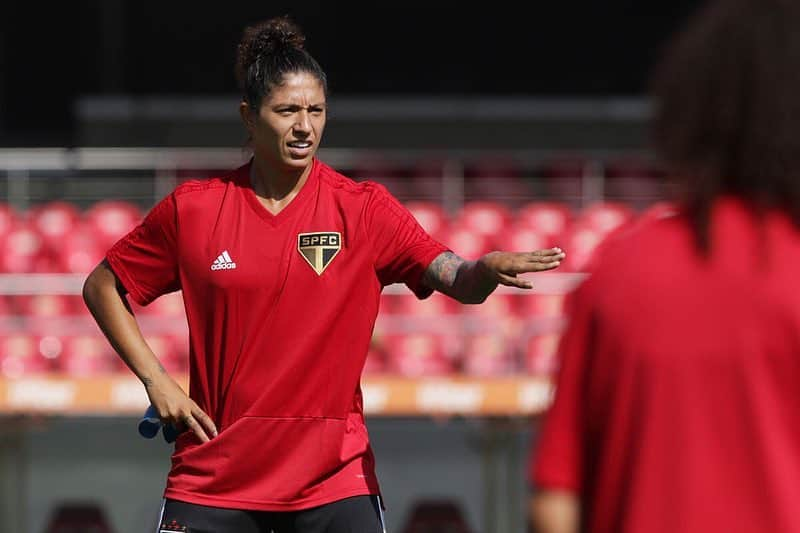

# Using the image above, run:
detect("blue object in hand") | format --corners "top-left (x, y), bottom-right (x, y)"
top-left (138, 404), bottom-right (180, 443)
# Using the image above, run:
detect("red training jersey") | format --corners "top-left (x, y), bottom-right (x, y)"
top-left (530, 198), bottom-right (800, 533)
top-left (107, 159), bottom-right (447, 511)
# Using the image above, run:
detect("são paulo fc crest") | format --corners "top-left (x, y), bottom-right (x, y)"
top-left (297, 232), bottom-right (341, 275)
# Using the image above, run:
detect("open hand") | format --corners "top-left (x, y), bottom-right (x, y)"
top-left (478, 247), bottom-right (566, 289)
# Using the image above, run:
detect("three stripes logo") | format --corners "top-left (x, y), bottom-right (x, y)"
top-left (210, 250), bottom-right (237, 271)
top-left (298, 232), bottom-right (341, 275)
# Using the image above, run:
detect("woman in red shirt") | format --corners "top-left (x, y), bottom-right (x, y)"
top-left (529, 1), bottom-right (800, 532)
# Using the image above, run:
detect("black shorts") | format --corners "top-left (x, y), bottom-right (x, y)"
top-left (157, 495), bottom-right (386, 533)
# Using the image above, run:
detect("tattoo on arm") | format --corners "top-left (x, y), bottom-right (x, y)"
top-left (423, 251), bottom-right (498, 304)
top-left (422, 251), bottom-right (464, 292)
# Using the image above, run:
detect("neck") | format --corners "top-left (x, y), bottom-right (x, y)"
top-left (250, 158), bottom-right (312, 202)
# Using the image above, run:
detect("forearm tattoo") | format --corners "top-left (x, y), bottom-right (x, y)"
top-left (423, 251), bottom-right (497, 303)
top-left (423, 251), bottom-right (463, 291)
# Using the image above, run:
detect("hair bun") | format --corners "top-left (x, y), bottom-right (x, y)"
top-left (235, 16), bottom-right (306, 88)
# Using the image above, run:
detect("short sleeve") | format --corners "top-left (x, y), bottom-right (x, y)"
top-left (527, 279), bottom-right (595, 493)
top-left (365, 185), bottom-right (448, 299)
top-left (105, 193), bottom-right (180, 306)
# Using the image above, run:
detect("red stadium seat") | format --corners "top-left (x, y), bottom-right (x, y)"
top-left (56, 227), bottom-right (106, 274)
top-left (0, 204), bottom-right (20, 243)
top-left (0, 225), bottom-right (48, 273)
top-left (83, 200), bottom-right (143, 251)
top-left (575, 202), bottom-right (636, 235)
top-left (461, 333), bottom-right (518, 376)
top-left (515, 201), bottom-right (573, 240)
top-left (59, 335), bottom-right (116, 376)
top-left (401, 499), bottom-right (473, 533)
top-left (28, 201), bottom-right (81, 255)
top-left (454, 201), bottom-right (514, 240)
top-left (405, 201), bottom-right (450, 240)
top-left (0, 334), bottom-right (52, 377)
top-left (384, 333), bottom-right (454, 377)
top-left (43, 502), bottom-right (114, 533)
top-left (17, 294), bottom-right (78, 318)
top-left (523, 333), bottom-right (562, 376)
top-left (144, 334), bottom-right (187, 375)
top-left (558, 226), bottom-right (607, 272)
top-left (441, 227), bottom-right (493, 261)
top-left (516, 293), bottom-right (565, 318)
top-left (493, 225), bottom-right (550, 253)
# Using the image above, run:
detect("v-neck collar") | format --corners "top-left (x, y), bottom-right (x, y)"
top-left (236, 158), bottom-right (319, 226)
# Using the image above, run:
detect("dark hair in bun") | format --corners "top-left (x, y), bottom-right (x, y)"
top-left (235, 16), bottom-right (328, 108)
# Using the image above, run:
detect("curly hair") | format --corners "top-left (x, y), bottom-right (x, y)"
top-left (235, 16), bottom-right (328, 109)
top-left (650, 0), bottom-right (800, 251)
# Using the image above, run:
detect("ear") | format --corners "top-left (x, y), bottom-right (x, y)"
top-left (239, 101), bottom-right (255, 133)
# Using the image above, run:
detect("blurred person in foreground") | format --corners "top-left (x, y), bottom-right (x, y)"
top-left (82, 15), bottom-right (565, 533)
top-left (527, 1), bottom-right (800, 532)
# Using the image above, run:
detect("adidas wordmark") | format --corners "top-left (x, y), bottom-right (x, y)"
top-left (211, 250), bottom-right (237, 270)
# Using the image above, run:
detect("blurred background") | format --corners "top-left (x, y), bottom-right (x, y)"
top-left (0, 2), bottom-right (698, 532)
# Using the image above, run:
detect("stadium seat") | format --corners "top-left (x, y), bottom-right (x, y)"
top-left (59, 335), bottom-right (116, 376)
top-left (384, 333), bottom-right (454, 377)
top-left (43, 502), bottom-right (114, 533)
top-left (439, 227), bottom-right (492, 261)
top-left (0, 334), bottom-right (52, 377)
top-left (493, 225), bottom-right (550, 253)
top-left (523, 333), bottom-right (562, 376)
top-left (515, 201), bottom-right (573, 240)
top-left (574, 201), bottom-right (636, 235)
top-left (516, 293), bottom-right (565, 318)
top-left (83, 200), bottom-right (143, 251)
top-left (144, 334), bottom-right (187, 375)
top-left (0, 203), bottom-right (20, 243)
top-left (405, 201), bottom-right (450, 240)
top-left (56, 228), bottom-right (106, 274)
top-left (17, 294), bottom-right (78, 318)
top-left (400, 499), bottom-right (473, 533)
top-left (0, 224), bottom-right (49, 273)
top-left (461, 333), bottom-right (518, 376)
top-left (454, 201), bottom-right (514, 239)
top-left (28, 201), bottom-right (82, 255)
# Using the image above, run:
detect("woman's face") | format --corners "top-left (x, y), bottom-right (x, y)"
top-left (242, 71), bottom-right (327, 173)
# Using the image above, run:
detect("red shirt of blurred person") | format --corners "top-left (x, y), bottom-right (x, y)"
top-left (529, 198), bottom-right (800, 533)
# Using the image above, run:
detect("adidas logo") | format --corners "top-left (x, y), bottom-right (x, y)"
top-left (210, 250), bottom-right (237, 271)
